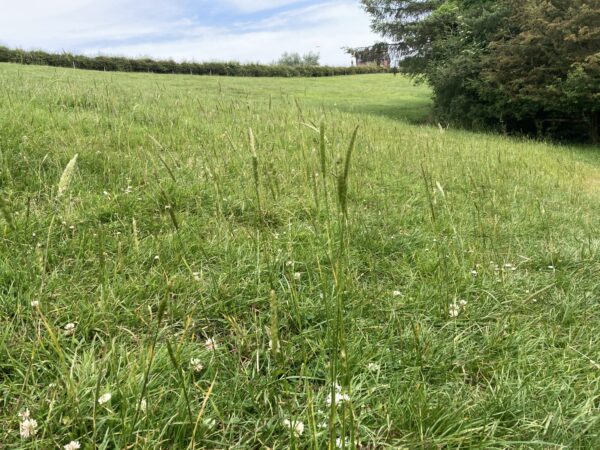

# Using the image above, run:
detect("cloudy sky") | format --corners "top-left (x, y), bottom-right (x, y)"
top-left (0, 0), bottom-right (380, 66)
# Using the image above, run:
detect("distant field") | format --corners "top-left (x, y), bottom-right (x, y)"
top-left (1, 63), bottom-right (600, 449)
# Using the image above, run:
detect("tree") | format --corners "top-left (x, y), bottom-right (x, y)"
top-left (482, 0), bottom-right (600, 140)
top-left (361, 0), bottom-right (600, 142)
top-left (277, 51), bottom-right (321, 66)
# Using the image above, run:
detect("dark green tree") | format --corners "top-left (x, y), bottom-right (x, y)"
top-left (362, 0), bottom-right (600, 142)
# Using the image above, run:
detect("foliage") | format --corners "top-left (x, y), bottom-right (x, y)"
top-left (277, 51), bottom-right (321, 66)
top-left (362, 0), bottom-right (600, 142)
top-left (0, 46), bottom-right (385, 78)
top-left (3, 63), bottom-right (600, 448)
top-left (344, 42), bottom-right (391, 66)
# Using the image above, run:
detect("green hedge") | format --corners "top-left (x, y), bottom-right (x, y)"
top-left (0, 47), bottom-right (388, 77)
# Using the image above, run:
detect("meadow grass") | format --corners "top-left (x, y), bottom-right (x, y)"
top-left (1, 63), bottom-right (600, 449)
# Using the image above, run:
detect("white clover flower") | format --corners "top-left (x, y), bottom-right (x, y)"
top-left (392, 290), bottom-right (402, 297)
top-left (64, 440), bottom-right (81, 450)
top-left (19, 415), bottom-right (38, 439)
top-left (367, 363), bottom-right (380, 372)
top-left (18, 409), bottom-right (31, 420)
top-left (294, 272), bottom-right (302, 281)
top-left (458, 299), bottom-right (468, 308)
top-left (31, 300), bottom-right (40, 308)
top-left (471, 270), bottom-right (478, 277)
top-left (449, 303), bottom-right (461, 318)
top-left (192, 272), bottom-right (201, 281)
top-left (326, 385), bottom-right (350, 406)
top-left (190, 358), bottom-right (204, 372)
top-left (205, 338), bottom-right (217, 351)
top-left (336, 437), bottom-right (350, 448)
top-left (98, 392), bottom-right (112, 405)
top-left (283, 419), bottom-right (304, 437)
top-left (64, 323), bottom-right (76, 336)
top-left (203, 417), bottom-right (216, 428)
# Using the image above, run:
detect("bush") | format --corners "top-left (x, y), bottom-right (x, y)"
top-left (0, 47), bottom-right (387, 78)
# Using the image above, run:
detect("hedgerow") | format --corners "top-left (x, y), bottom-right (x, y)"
top-left (0, 46), bottom-right (387, 77)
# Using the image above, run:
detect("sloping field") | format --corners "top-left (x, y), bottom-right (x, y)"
top-left (1, 63), bottom-right (600, 448)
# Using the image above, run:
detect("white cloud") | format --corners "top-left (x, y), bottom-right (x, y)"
top-left (218, 0), bottom-right (303, 13)
top-left (0, 0), bottom-right (379, 66)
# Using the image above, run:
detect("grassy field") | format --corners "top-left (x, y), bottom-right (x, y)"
top-left (1, 63), bottom-right (600, 449)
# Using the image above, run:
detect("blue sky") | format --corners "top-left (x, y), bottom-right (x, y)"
top-left (0, 1), bottom-right (379, 66)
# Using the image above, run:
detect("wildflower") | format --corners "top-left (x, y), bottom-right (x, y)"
top-left (192, 272), bottom-right (201, 281)
top-left (471, 270), bottom-right (478, 277)
top-left (64, 441), bottom-right (81, 450)
top-left (449, 303), bottom-right (461, 318)
top-left (19, 410), bottom-right (38, 439)
top-left (203, 418), bottom-right (216, 428)
top-left (367, 363), bottom-right (380, 372)
top-left (548, 265), bottom-right (555, 270)
top-left (31, 300), bottom-right (40, 308)
top-left (283, 419), bottom-right (304, 437)
top-left (205, 338), bottom-right (217, 351)
top-left (154, 255), bottom-right (160, 261)
top-left (64, 323), bottom-right (76, 336)
top-left (392, 290), bottom-right (402, 297)
top-left (336, 437), bottom-right (350, 448)
top-left (326, 384), bottom-right (350, 406)
top-left (98, 392), bottom-right (112, 405)
top-left (190, 358), bottom-right (204, 372)
top-left (20, 418), bottom-right (38, 439)
top-left (294, 272), bottom-right (302, 281)
top-left (458, 299), bottom-right (468, 308)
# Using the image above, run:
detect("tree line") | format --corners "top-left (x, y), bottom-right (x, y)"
top-left (0, 46), bottom-right (387, 78)
top-left (363, 0), bottom-right (600, 142)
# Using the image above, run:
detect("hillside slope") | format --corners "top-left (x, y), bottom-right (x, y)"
top-left (1, 63), bottom-right (600, 448)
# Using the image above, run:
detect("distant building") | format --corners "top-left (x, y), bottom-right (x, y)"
top-left (347, 44), bottom-right (391, 68)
